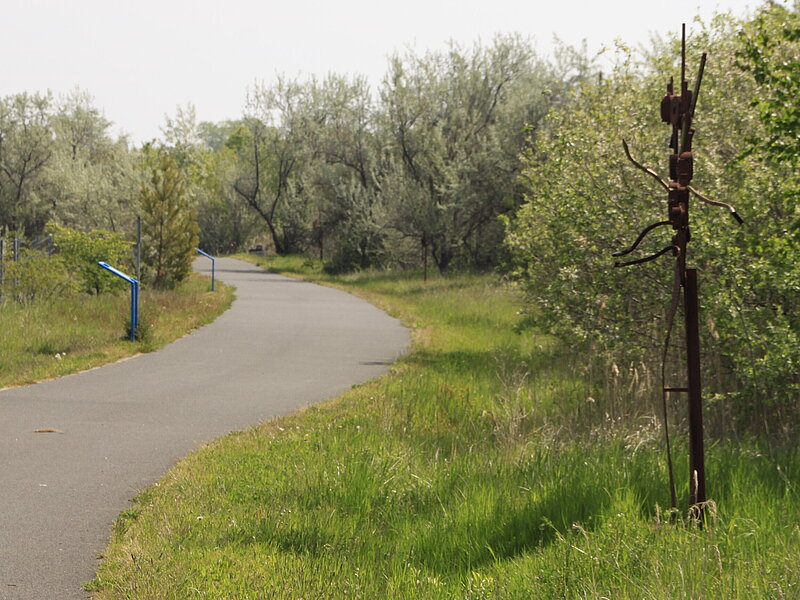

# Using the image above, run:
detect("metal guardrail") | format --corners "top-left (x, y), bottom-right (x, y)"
top-left (97, 262), bottom-right (139, 341)
top-left (195, 248), bottom-right (215, 291)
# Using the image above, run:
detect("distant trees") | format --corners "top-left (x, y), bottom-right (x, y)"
top-left (0, 37), bottom-right (588, 277)
top-left (0, 90), bottom-right (138, 237)
top-left (233, 80), bottom-right (311, 256)
top-left (379, 37), bottom-right (561, 272)
top-left (196, 36), bottom-right (582, 273)
top-left (297, 74), bottom-right (386, 272)
top-left (0, 93), bottom-right (53, 235)
top-left (48, 90), bottom-right (139, 232)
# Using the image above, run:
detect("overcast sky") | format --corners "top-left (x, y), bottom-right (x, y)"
top-left (1, 0), bottom-right (759, 144)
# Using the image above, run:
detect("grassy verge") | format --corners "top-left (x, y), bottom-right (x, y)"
top-left (0, 273), bottom-right (234, 389)
top-left (88, 258), bottom-right (799, 599)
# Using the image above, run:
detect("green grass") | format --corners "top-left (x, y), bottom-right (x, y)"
top-left (0, 273), bottom-right (234, 388)
top-left (88, 257), bottom-right (799, 599)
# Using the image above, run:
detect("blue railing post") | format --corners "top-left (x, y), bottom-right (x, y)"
top-left (195, 248), bottom-right (215, 291)
top-left (97, 262), bottom-right (139, 341)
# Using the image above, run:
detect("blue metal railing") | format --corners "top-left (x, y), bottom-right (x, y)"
top-left (195, 248), bottom-right (215, 291)
top-left (97, 262), bottom-right (139, 341)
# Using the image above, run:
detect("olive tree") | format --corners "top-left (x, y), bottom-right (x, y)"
top-left (0, 92), bottom-right (53, 235)
top-left (379, 36), bottom-right (567, 273)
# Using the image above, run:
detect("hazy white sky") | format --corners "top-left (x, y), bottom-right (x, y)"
top-left (1, 0), bottom-right (758, 144)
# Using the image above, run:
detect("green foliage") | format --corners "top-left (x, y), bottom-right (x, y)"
top-left (0, 273), bottom-right (233, 388)
top-left (89, 266), bottom-right (800, 599)
top-left (504, 53), bottom-right (668, 358)
top-left (139, 151), bottom-right (200, 289)
top-left (47, 90), bottom-right (139, 232)
top-left (380, 36), bottom-right (579, 273)
top-left (47, 222), bottom-right (132, 294)
top-left (321, 181), bottom-right (387, 274)
top-left (196, 146), bottom-right (261, 254)
top-left (736, 1), bottom-right (800, 165)
top-left (0, 248), bottom-right (76, 304)
top-left (735, 2), bottom-right (800, 245)
top-left (505, 14), bottom-right (800, 433)
top-left (0, 90), bottom-right (137, 237)
top-left (0, 92), bottom-right (54, 234)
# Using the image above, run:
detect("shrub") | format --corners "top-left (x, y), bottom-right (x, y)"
top-left (47, 223), bottom-right (132, 294)
top-left (0, 249), bottom-right (77, 305)
top-left (504, 15), bottom-right (800, 435)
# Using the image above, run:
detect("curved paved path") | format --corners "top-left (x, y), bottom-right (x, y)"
top-left (0, 258), bottom-right (409, 599)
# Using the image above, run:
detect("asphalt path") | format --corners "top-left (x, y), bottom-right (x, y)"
top-left (0, 257), bottom-right (409, 599)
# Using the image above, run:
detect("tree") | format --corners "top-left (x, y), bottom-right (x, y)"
top-left (0, 92), bottom-right (54, 235)
top-left (295, 74), bottom-right (388, 270)
top-left (234, 80), bottom-right (311, 255)
top-left (139, 151), bottom-right (199, 289)
top-left (46, 89), bottom-right (137, 232)
top-left (379, 36), bottom-right (567, 273)
top-left (197, 144), bottom-right (260, 254)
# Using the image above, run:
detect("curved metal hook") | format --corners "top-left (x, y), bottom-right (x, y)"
top-left (688, 186), bottom-right (743, 225)
top-left (612, 220), bottom-right (672, 257)
top-left (622, 139), bottom-right (671, 193)
top-left (614, 245), bottom-right (678, 268)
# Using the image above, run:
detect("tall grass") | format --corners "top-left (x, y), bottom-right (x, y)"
top-left (0, 273), bottom-right (233, 388)
top-left (88, 259), bottom-right (799, 599)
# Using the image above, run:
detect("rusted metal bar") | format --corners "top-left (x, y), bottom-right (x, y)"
top-left (688, 186), bottom-right (743, 224)
top-left (612, 220), bottom-right (671, 257)
top-left (622, 140), bottom-right (670, 192)
top-left (614, 245), bottom-right (677, 268)
top-left (684, 268), bottom-right (706, 517)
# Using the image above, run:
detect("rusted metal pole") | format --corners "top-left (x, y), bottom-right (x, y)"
top-left (615, 24), bottom-right (741, 518)
top-left (684, 267), bottom-right (706, 516)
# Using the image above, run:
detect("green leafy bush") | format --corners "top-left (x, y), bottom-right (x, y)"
top-left (1, 248), bottom-right (77, 304)
top-left (505, 14), bottom-right (800, 435)
top-left (47, 223), bottom-right (132, 294)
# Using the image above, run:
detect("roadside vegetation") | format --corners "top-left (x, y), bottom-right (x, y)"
top-left (2, 3), bottom-right (794, 424)
top-left (1, 1), bottom-right (796, 596)
top-left (0, 137), bottom-right (227, 387)
top-left (0, 272), bottom-right (233, 389)
top-left (88, 257), bottom-right (798, 598)
top-left (0, 225), bottom-right (232, 388)
top-left (505, 6), bottom-right (800, 439)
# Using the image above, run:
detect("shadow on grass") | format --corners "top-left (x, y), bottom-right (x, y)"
top-left (403, 349), bottom-right (496, 378)
top-left (403, 342), bottom-right (579, 384)
top-left (412, 479), bottom-right (612, 575)
top-left (219, 520), bottom-right (333, 556)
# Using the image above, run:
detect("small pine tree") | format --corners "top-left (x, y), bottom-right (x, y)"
top-left (139, 153), bottom-right (199, 289)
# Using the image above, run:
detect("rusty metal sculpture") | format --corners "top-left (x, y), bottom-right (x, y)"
top-left (612, 25), bottom-right (742, 519)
